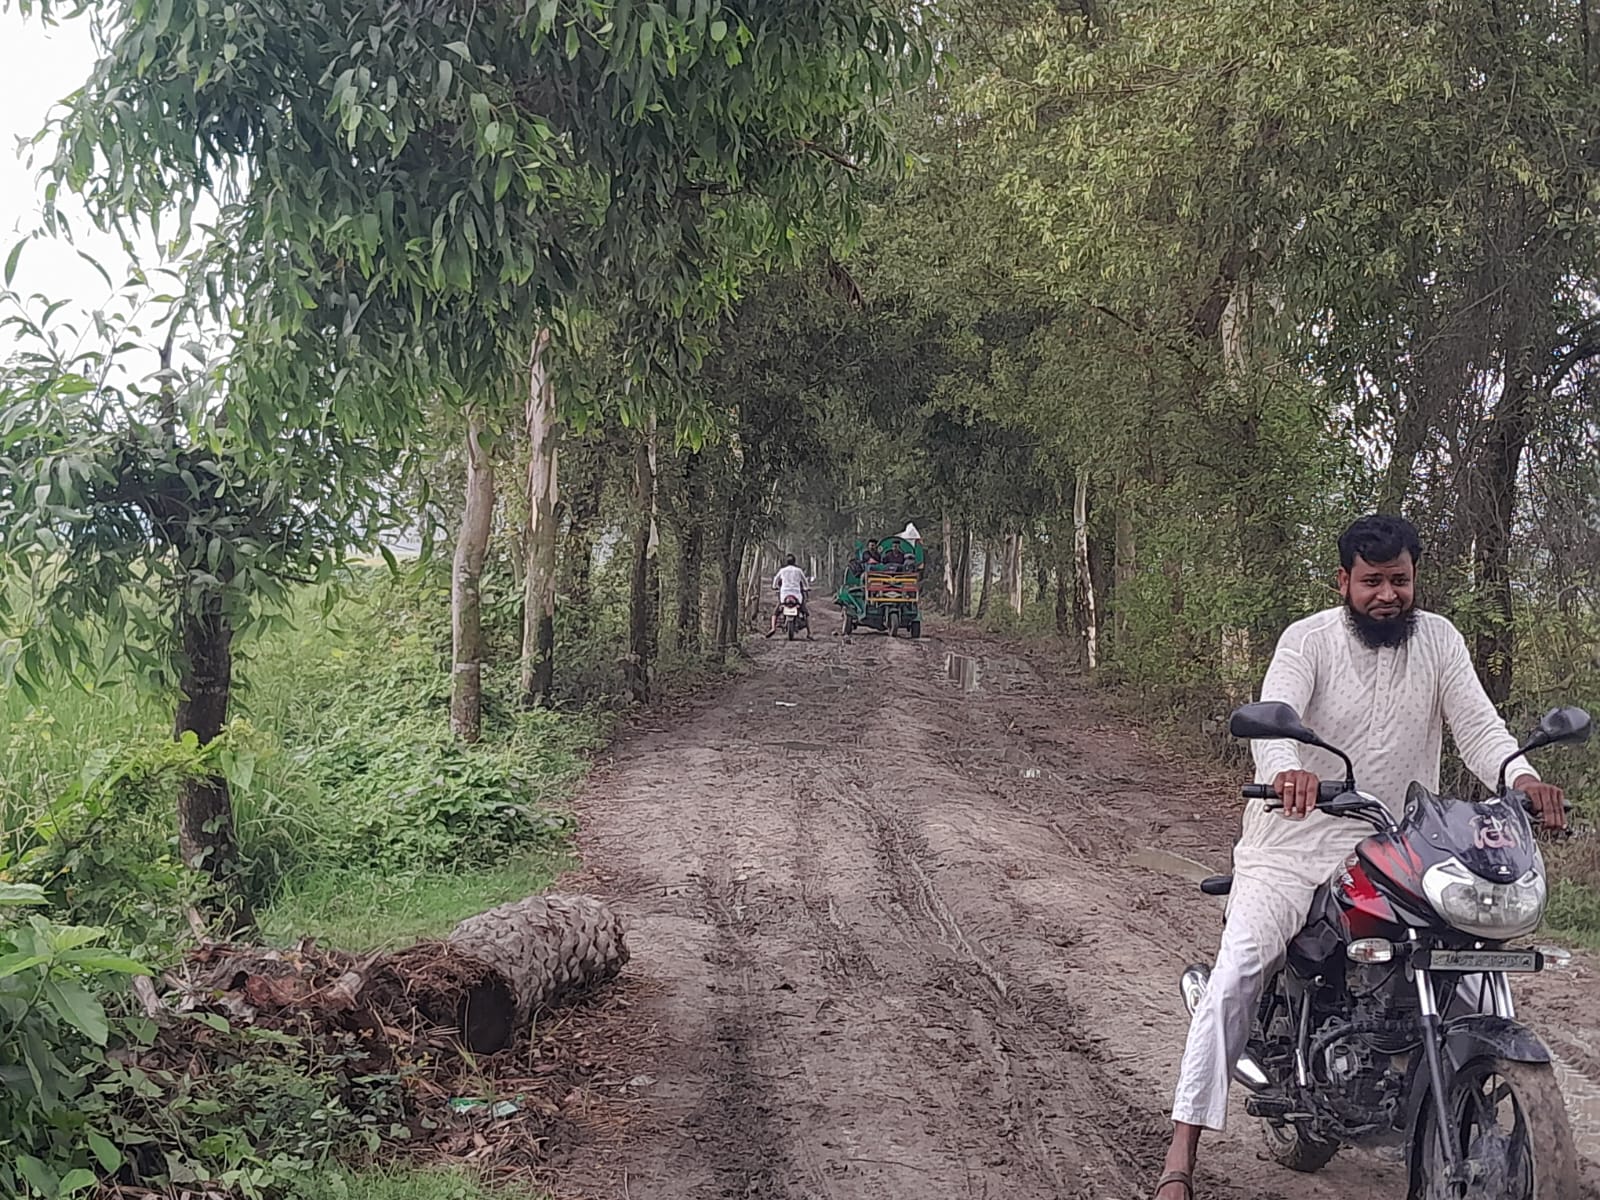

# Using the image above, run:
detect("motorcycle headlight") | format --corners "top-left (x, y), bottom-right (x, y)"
top-left (1421, 857), bottom-right (1546, 939)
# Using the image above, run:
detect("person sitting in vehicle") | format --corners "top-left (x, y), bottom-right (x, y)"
top-left (881, 543), bottom-right (907, 568)
top-left (766, 555), bottom-right (813, 640)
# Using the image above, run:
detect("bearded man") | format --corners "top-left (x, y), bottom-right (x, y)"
top-left (1151, 513), bottom-right (1568, 1199)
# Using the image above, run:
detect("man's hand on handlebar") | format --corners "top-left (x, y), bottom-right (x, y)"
top-left (1274, 769), bottom-right (1321, 820)
top-left (1514, 775), bottom-right (1569, 832)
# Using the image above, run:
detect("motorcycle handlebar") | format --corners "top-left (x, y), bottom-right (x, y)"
top-left (1240, 781), bottom-right (1350, 803)
top-left (1242, 783), bottom-right (1571, 820)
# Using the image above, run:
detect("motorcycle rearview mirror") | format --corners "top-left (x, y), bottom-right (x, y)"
top-left (1229, 702), bottom-right (1318, 743)
top-left (1229, 702), bottom-right (1357, 790)
top-left (1496, 706), bottom-right (1592, 793)
top-left (1535, 706), bottom-right (1593, 748)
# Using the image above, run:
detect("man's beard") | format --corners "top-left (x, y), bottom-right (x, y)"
top-left (1346, 600), bottom-right (1418, 649)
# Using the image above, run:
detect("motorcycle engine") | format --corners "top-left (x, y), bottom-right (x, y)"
top-left (1300, 962), bottom-right (1416, 1132)
top-left (1315, 1017), bottom-right (1402, 1127)
top-left (1347, 962), bottom-right (1419, 1054)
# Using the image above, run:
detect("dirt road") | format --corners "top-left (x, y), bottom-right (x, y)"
top-left (558, 626), bottom-right (1600, 1199)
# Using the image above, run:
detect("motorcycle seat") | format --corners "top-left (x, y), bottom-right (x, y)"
top-left (1200, 874), bottom-right (1233, 896)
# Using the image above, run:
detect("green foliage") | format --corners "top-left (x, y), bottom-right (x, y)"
top-left (0, 888), bottom-right (150, 1200)
top-left (237, 572), bottom-right (587, 888)
top-left (2, 725), bottom-right (254, 948)
top-left (38, 0), bottom-right (936, 441)
top-left (0, 284), bottom-right (404, 700)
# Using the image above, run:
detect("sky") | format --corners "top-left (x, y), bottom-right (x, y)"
top-left (0, 9), bottom-right (149, 316)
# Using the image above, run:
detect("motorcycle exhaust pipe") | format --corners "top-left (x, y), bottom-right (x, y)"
top-left (1179, 964), bottom-right (1271, 1092)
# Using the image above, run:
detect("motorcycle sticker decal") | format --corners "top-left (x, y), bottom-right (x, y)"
top-left (1471, 813), bottom-right (1520, 851)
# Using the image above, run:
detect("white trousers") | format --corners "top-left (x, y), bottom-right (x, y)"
top-left (1171, 869), bottom-right (1320, 1131)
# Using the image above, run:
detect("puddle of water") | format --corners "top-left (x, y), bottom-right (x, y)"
top-left (944, 653), bottom-right (980, 692)
top-left (1127, 846), bottom-right (1217, 884)
top-left (1551, 1054), bottom-right (1600, 1160)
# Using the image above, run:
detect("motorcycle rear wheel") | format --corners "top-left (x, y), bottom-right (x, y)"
top-left (1413, 1057), bottom-right (1580, 1200)
top-left (1261, 1120), bottom-right (1339, 1173)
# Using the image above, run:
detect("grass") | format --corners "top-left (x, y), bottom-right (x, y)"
top-left (293, 1165), bottom-right (542, 1200)
top-left (1542, 836), bottom-right (1600, 951)
top-left (262, 847), bottom-right (576, 950)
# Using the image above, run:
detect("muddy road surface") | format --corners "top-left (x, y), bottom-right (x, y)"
top-left (559, 626), bottom-right (1600, 1200)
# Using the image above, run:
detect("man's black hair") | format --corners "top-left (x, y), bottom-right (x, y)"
top-left (785, 554), bottom-right (796, 566)
top-left (1338, 514), bottom-right (1422, 571)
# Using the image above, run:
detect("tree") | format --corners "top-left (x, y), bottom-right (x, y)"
top-left (0, 278), bottom-right (398, 928)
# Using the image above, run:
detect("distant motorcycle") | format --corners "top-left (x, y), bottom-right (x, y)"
top-left (1182, 701), bottom-right (1589, 1199)
top-left (776, 592), bottom-right (808, 641)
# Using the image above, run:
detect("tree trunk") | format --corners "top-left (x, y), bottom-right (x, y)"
top-left (957, 519), bottom-right (974, 617)
top-left (942, 511), bottom-right (957, 608)
top-left (445, 894), bottom-right (628, 1039)
top-left (1467, 376), bottom-right (1535, 706)
top-left (190, 894), bottom-right (628, 1059)
top-left (976, 543), bottom-right (996, 618)
top-left (451, 417), bottom-right (495, 741)
top-left (519, 333), bottom-right (560, 709)
top-left (562, 440), bottom-right (604, 642)
top-left (626, 425), bottom-right (660, 704)
top-left (1074, 467), bottom-right (1099, 670)
top-left (675, 456), bottom-right (706, 655)
top-left (1113, 482), bottom-right (1137, 644)
top-left (997, 533), bottom-right (1015, 614)
top-left (175, 592), bottom-right (253, 934)
top-left (1054, 553), bottom-right (1072, 636)
top-left (1008, 534), bottom-right (1025, 616)
top-left (1035, 554), bottom-right (1050, 606)
top-left (715, 509), bottom-right (741, 657)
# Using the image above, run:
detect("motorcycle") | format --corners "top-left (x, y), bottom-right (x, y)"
top-left (777, 592), bottom-right (808, 641)
top-left (1181, 700), bottom-right (1590, 1199)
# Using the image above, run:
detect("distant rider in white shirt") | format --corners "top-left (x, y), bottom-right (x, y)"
top-left (767, 556), bottom-right (813, 640)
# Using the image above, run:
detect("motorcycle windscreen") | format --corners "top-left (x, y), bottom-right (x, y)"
top-left (1397, 781), bottom-right (1540, 885)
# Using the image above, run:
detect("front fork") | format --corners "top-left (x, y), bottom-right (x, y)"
top-left (1415, 964), bottom-right (1459, 1174)
top-left (1411, 953), bottom-right (1518, 1186)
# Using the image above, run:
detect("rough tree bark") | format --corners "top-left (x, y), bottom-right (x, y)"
top-left (942, 512), bottom-right (957, 609)
top-left (1074, 467), bottom-right (1099, 670)
top-left (561, 439), bottom-right (605, 642)
top-left (446, 894), bottom-right (628, 1039)
top-left (956, 520), bottom-right (974, 617)
top-left (519, 332), bottom-right (560, 709)
top-left (451, 416), bottom-right (495, 741)
top-left (1113, 480), bottom-right (1136, 645)
top-left (674, 453), bottom-right (706, 655)
top-left (625, 424), bottom-right (661, 704)
top-left (976, 542), bottom-right (996, 618)
top-left (175, 591), bottom-right (254, 933)
top-left (1008, 534), bottom-right (1025, 616)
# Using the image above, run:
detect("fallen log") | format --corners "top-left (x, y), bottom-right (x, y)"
top-left (170, 892), bottom-right (629, 1054)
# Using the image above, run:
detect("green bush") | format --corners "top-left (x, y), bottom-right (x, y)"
top-left (0, 886), bottom-right (150, 1199)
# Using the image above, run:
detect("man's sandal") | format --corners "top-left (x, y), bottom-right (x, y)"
top-left (1152, 1171), bottom-right (1193, 1200)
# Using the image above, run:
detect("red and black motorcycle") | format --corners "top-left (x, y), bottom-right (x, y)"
top-left (1181, 700), bottom-right (1590, 1199)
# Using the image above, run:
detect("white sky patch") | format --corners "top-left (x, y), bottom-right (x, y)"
top-left (0, 11), bottom-right (151, 305)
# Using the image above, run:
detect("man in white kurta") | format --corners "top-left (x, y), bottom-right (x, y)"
top-left (1152, 515), bottom-right (1567, 1200)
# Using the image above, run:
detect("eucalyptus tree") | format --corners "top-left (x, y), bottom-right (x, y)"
top-left (30, 0), bottom-right (934, 731)
top-left (0, 275), bottom-right (399, 928)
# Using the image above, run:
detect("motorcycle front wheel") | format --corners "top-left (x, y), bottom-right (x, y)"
top-left (1414, 1057), bottom-right (1580, 1199)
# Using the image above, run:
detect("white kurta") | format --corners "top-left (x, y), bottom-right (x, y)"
top-left (1171, 607), bottom-right (1536, 1131)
